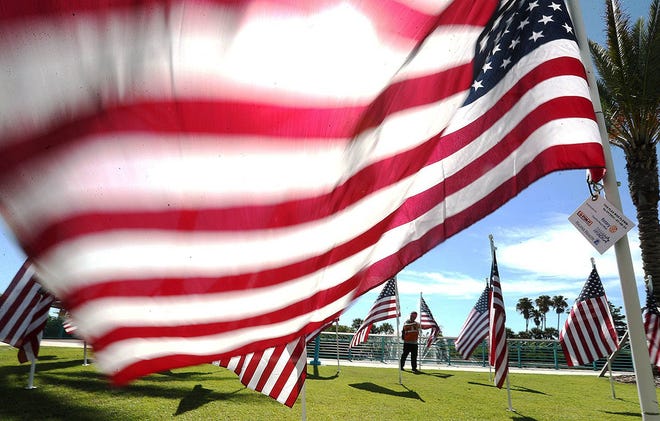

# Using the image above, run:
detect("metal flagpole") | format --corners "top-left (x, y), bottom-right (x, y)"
top-left (300, 382), bottom-right (306, 421)
top-left (335, 319), bottom-right (340, 375)
top-left (566, 1), bottom-right (659, 418)
top-left (83, 341), bottom-right (89, 366)
top-left (418, 292), bottom-right (422, 371)
top-left (395, 278), bottom-right (402, 385)
top-left (25, 360), bottom-right (37, 389)
top-left (505, 376), bottom-right (513, 412)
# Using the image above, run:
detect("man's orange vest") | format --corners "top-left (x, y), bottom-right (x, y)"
top-left (402, 320), bottom-right (420, 342)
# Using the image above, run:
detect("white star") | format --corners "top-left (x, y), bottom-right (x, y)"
top-left (509, 37), bottom-right (520, 49)
top-left (472, 80), bottom-right (484, 91)
top-left (529, 31), bottom-right (544, 42)
top-left (528, 0), bottom-right (539, 11)
top-left (539, 15), bottom-right (553, 25)
top-left (563, 22), bottom-right (573, 33)
top-left (518, 18), bottom-right (530, 30)
top-left (501, 58), bottom-right (512, 69)
top-left (492, 43), bottom-right (502, 54)
top-left (549, 2), bottom-right (562, 11)
top-left (482, 61), bottom-right (493, 72)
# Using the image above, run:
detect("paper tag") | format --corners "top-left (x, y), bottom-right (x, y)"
top-left (568, 195), bottom-right (635, 254)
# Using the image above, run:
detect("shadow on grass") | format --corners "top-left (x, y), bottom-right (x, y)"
top-left (307, 371), bottom-right (340, 381)
top-left (602, 411), bottom-right (642, 417)
top-left (510, 412), bottom-right (539, 421)
top-left (349, 382), bottom-right (424, 401)
top-left (466, 381), bottom-right (547, 395)
top-left (416, 371), bottom-right (453, 379)
top-left (174, 383), bottom-right (245, 416)
top-left (0, 362), bottom-right (266, 420)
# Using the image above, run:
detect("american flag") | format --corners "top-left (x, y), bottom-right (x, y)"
top-left (419, 296), bottom-right (440, 354)
top-left (350, 278), bottom-right (399, 348)
top-left (454, 286), bottom-right (490, 359)
top-left (559, 267), bottom-right (618, 367)
top-left (0, 260), bottom-right (55, 363)
top-left (643, 286), bottom-right (660, 369)
top-left (63, 314), bottom-right (78, 336)
top-left (488, 240), bottom-right (508, 389)
top-left (0, 0), bottom-right (605, 400)
top-left (214, 336), bottom-right (307, 407)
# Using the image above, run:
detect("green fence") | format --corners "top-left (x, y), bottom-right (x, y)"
top-left (306, 332), bottom-right (634, 373)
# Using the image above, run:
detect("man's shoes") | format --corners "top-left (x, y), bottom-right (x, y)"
top-left (412, 369), bottom-right (421, 374)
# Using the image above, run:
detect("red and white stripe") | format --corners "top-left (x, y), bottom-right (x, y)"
top-left (349, 278), bottom-right (399, 348)
top-left (454, 286), bottom-right (489, 360)
top-left (560, 296), bottom-right (618, 366)
top-left (488, 252), bottom-right (508, 389)
top-left (0, 260), bottom-right (54, 362)
top-left (214, 336), bottom-right (307, 407)
top-left (0, 0), bottom-right (605, 391)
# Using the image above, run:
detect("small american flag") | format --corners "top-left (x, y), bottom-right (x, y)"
top-left (488, 240), bottom-right (508, 389)
top-left (643, 286), bottom-right (660, 369)
top-left (419, 296), bottom-right (440, 354)
top-left (559, 267), bottom-right (618, 367)
top-left (350, 278), bottom-right (399, 348)
top-left (63, 315), bottom-right (78, 335)
top-left (455, 287), bottom-right (490, 359)
top-left (0, 260), bottom-right (54, 363)
top-left (214, 336), bottom-right (307, 407)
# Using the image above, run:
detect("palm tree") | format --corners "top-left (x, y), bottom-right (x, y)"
top-left (551, 295), bottom-right (569, 332)
top-left (516, 297), bottom-right (535, 331)
top-left (531, 309), bottom-right (542, 330)
top-left (589, 0), bottom-right (660, 299)
top-left (535, 295), bottom-right (552, 330)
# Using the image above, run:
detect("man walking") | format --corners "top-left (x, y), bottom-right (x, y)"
top-left (400, 311), bottom-right (421, 373)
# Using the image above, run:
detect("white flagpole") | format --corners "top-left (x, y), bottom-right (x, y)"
top-left (83, 341), bottom-right (89, 366)
top-left (418, 292), bottom-right (423, 371)
top-left (300, 382), bottom-right (307, 421)
top-left (505, 376), bottom-right (513, 412)
top-left (567, 1), bottom-right (659, 418)
top-left (25, 360), bottom-right (37, 389)
top-left (335, 319), bottom-right (340, 375)
top-left (395, 277), bottom-right (402, 385)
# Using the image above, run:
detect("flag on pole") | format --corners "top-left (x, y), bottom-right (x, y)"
top-left (63, 314), bottom-right (78, 336)
top-left (455, 286), bottom-right (490, 359)
top-left (559, 266), bottom-right (618, 367)
top-left (488, 238), bottom-right (508, 389)
top-left (0, 0), bottom-right (606, 393)
top-left (419, 295), bottom-right (440, 354)
top-left (643, 285), bottom-right (660, 369)
top-left (642, 286), bottom-right (660, 367)
top-left (0, 260), bottom-right (55, 363)
top-left (214, 336), bottom-right (307, 407)
top-left (350, 278), bottom-right (399, 348)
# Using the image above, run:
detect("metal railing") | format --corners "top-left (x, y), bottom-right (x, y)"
top-left (306, 331), bottom-right (634, 372)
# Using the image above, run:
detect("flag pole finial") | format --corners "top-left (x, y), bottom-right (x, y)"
top-left (590, 257), bottom-right (596, 269)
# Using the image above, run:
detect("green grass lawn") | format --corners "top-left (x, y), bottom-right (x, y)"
top-left (0, 346), bottom-right (656, 420)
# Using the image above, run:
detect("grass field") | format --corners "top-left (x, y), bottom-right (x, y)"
top-left (0, 345), bottom-right (656, 420)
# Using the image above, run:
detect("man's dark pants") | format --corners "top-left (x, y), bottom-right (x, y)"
top-left (400, 342), bottom-right (418, 370)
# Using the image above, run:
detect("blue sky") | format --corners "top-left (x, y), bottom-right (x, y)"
top-left (0, 0), bottom-right (655, 337)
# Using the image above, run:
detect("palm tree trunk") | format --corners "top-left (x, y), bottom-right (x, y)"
top-left (624, 141), bottom-right (660, 301)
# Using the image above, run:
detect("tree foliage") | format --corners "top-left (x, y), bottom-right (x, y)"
top-left (589, 0), bottom-right (660, 299)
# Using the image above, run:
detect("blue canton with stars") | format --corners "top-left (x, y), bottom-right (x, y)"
top-left (465, 0), bottom-right (577, 105)
top-left (577, 268), bottom-right (606, 301)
